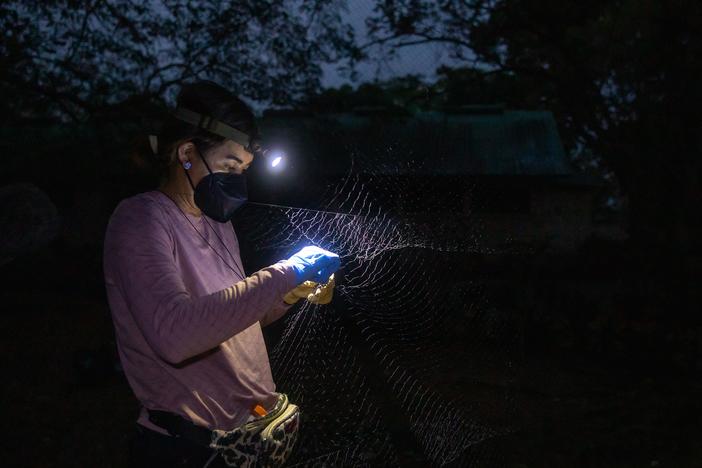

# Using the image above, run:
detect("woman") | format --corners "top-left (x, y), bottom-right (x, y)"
top-left (103, 81), bottom-right (340, 467)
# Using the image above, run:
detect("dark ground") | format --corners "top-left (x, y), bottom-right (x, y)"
top-left (1, 238), bottom-right (701, 467)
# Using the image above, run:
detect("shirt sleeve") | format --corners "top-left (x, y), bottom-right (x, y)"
top-left (103, 198), bottom-right (299, 365)
top-left (260, 300), bottom-right (295, 327)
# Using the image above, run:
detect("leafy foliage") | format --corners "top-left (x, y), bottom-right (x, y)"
top-left (0, 0), bottom-right (359, 122)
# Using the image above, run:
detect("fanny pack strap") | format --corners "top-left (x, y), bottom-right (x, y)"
top-left (147, 409), bottom-right (213, 447)
top-left (146, 394), bottom-right (288, 447)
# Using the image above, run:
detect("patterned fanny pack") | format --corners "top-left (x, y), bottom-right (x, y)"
top-left (147, 393), bottom-right (300, 468)
top-left (210, 393), bottom-right (300, 467)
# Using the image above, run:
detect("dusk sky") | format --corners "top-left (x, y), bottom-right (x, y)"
top-left (320, 0), bottom-right (462, 88)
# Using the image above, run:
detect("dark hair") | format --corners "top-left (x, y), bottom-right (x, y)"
top-left (133, 81), bottom-right (259, 181)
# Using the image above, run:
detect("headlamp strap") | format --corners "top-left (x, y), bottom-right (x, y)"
top-left (173, 107), bottom-right (251, 149)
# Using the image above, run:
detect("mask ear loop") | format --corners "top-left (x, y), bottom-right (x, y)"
top-left (183, 168), bottom-right (196, 191)
top-left (193, 141), bottom-right (216, 174)
top-left (183, 141), bottom-right (215, 191)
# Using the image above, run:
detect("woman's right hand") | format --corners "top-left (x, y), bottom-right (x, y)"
top-left (283, 274), bottom-right (336, 305)
top-left (284, 246), bottom-right (340, 284)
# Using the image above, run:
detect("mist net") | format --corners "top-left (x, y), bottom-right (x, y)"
top-left (233, 152), bottom-right (520, 467)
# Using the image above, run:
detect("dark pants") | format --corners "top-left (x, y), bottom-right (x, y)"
top-left (128, 424), bottom-right (228, 468)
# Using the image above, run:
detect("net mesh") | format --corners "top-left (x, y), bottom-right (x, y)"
top-left (234, 154), bottom-right (520, 467)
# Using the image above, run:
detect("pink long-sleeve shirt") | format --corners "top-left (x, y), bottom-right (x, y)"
top-left (103, 190), bottom-right (297, 433)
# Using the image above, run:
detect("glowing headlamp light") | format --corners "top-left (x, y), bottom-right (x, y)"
top-left (247, 141), bottom-right (286, 170)
top-left (173, 107), bottom-right (286, 171)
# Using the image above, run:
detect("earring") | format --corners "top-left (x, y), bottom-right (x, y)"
top-left (183, 161), bottom-right (192, 170)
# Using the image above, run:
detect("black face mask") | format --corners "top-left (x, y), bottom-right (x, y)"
top-left (185, 147), bottom-right (248, 223)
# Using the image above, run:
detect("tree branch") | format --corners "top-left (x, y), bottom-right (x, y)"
top-left (361, 31), bottom-right (473, 52)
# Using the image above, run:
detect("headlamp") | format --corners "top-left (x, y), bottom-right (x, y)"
top-left (173, 107), bottom-right (286, 170)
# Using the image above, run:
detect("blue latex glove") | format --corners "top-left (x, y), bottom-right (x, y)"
top-left (285, 246), bottom-right (340, 284)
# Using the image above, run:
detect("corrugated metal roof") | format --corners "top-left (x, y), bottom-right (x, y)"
top-left (260, 110), bottom-right (573, 177)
